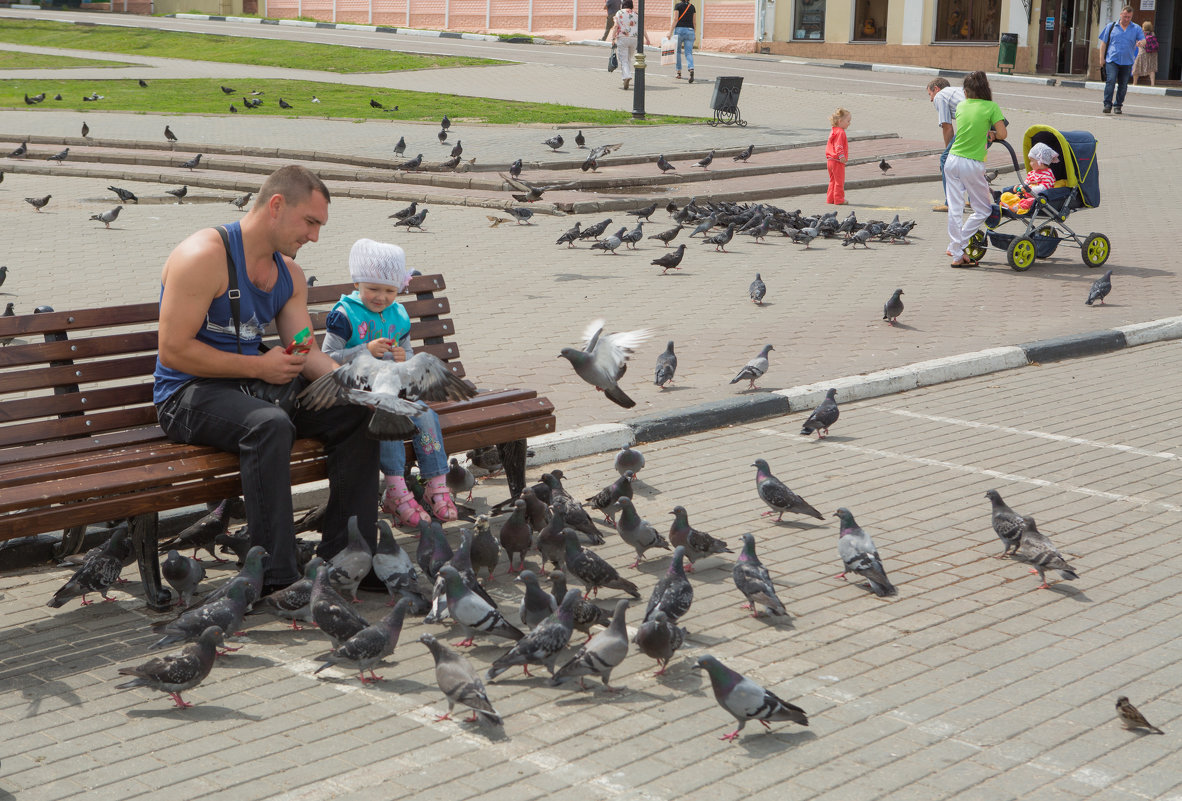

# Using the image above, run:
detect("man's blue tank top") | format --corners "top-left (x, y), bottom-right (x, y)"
top-left (153, 221), bottom-right (294, 404)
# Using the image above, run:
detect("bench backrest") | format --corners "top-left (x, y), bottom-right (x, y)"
top-left (0, 275), bottom-right (460, 452)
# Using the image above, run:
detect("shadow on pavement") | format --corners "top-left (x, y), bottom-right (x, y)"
top-left (126, 704), bottom-right (263, 721)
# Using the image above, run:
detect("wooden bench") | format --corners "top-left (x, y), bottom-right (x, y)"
top-left (0, 275), bottom-right (556, 611)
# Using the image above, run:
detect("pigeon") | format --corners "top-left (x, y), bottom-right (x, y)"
top-left (81, 121), bottom-right (90, 138)
top-left (749, 274), bottom-right (766, 304)
top-left (25, 92), bottom-right (44, 104)
top-left (879, 158), bottom-right (892, 174)
top-left (46, 148), bottom-right (69, 163)
top-left (108, 185), bottom-right (138, 204)
top-left (1014, 516), bottom-right (1078, 590)
top-left (559, 319), bottom-right (649, 408)
top-left (883, 288), bottom-right (904, 324)
top-left (298, 350), bottom-right (474, 438)
top-left (179, 154), bottom-right (202, 171)
top-left (589, 228), bottom-right (625, 254)
top-left (441, 154), bottom-right (462, 169)
top-left (426, 528), bottom-right (497, 621)
top-left (9, 141), bottom-right (28, 157)
top-left (703, 224), bottom-right (736, 252)
top-left (1086, 270), bottom-right (1112, 306)
top-left (439, 565), bottom-right (524, 647)
top-left (580, 155), bottom-right (598, 172)
top-left (420, 633), bottom-right (503, 725)
top-left (694, 150), bottom-right (715, 169)
top-left (417, 520), bottom-right (454, 581)
top-left (278, 97), bottom-right (292, 109)
top-left (620, 221), bottom-right (645, 249)
top-left (743, 219), bottom-right (771, 242)
top-left (449, 140), bottom-right (463, 158)
top-left (614, 445), bottom-right (644, 477)
top-left (543, 475), bottom-right (604, 545)
top-left (695, 655), bottom-right (809, 740)
top-left (579, 217), bottom-right (613, 240)
top-left (372, 521), bottom-right (429, 613)
top-left (563, 529), bottom-right (640, 599)
top-left (574, 130), bottom-right (586, 148)
top-left (468, 516), bottom-right (500, 582)
top-left (650, 343), bottom-right (680, 390)
top-left (556, 221), bottom-right (582, 247)
top-left (542, 134), bottom-right (564, 151)
top-left (797, 222), bottom-right (821, 248)
top-left (243, 96), bottom-right (261, 109)
top-left (517, 570), bottom-right (558, 629)
top-left (508, 158), bottom-right (523, 179)
top-left (161, 549), bottom-right (206, 608)
top-left (253, 557), bottom-right (323, 629)
top-left (643, 546), bottom-right (694, 623)
top-left (505, 206), bottom-right (534, 225)
top-left (393, 208), bottom-right (429, 231)
top-left (985, 489), bottom-right (1025, 558)
top-left (165, 186), bottom-right (188, 204)
top-left (314, 599), bottom-right (409, 684)
top-left (327, 516), bottom-right (373, 602)
top-left (151, 580), bottom-right (250, 650)
top-left (116, 625), bottom-right (224, 709)
top-left (800, 388), bottom-right (839, 438)
top-left (164, 125), bottom-right (178, 143)
top-left (393, 136), bottom-right (406, 156)
top-left (733, 534), bottom-right (788, 617)
top-left (633, 610), bottom-right (685, 675)
top-left (629, 203), bottom-right (657, 221)
top-left (192, 546), bottom-right (266, 610)
top-left (498, 499), bottom-right (533, 574)
top-left (835, 507), bottom-right (897, 597)
top-left (401, 153), bottom-right (424, 170)
top-left (651, 244), bottom-right (687, 275)
top-left (231, 192), bottom-right (252, 210)
top-left (586, 472), bottom-right (634, 526)
top-left (841, 227), bottom-right (873, 249)
top-left (388, 201), bottom-right (418, 220)
top-left (221, 85), bottom-right (236, 94)
top-left (26, 195), bottom-right (52, 212)
top-left (549, 570), bottom-right (611, 640)
top-left (47, 526), bottom-right (131, 607)
top-left (445, 457), bottom-right (476, 503)
top-left (520, 487), bottom-right (551, 534)
top-left (311, 95), bottom-right (321, 103)
top-left (733, 144), bottom-right (754, 162)
top-left (656, 154), bottom-right (677, 173)
top-left (615, 497), bottom-right (670, 568)
top-left (0, 301), bottom-right (13, 346)
top-left (730, 344), bottom-right (774, 390)
top-left (486, 589), bottom-right (579, 680)
top-left (229, 104), bottom-right (238, 113)
top-left (689, 214), bottom-right (718, 238)
top-left (371, 98), bottom-right (385, 109)
top-left (668, 505), bottom-right (730, 571)
top-left (89, 206), bottom-right (122, 229)
top-left (0, 265), bottom-right (7, 289)
top-left (753, 459), bottom-right (823, 521)
top-left (551, 599), bottom-right (630, 690)
top-left (214, 529), bottom-right (251, 565)
top-left (1116, 696), bottom-right (1164, 734)
top-left (157, 499), bottom-right (233, 561)
top-left (648, 226), bottom-right (683, 247)
top-left (310, 565), bottom-right (370, 647)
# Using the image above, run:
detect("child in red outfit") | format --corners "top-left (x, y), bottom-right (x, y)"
top-left (827, 107), bottom-right (851, 205)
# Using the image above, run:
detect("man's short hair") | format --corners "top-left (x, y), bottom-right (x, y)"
top-left (927, 77), bottom-right (951, 92)
top-left (255, 164), bottom-right (330, 210)
top-left (1121, 5), bottom-right (1134, 12)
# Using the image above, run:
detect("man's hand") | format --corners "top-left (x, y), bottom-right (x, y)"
top-left (257, 346), bottom-right (307, 384)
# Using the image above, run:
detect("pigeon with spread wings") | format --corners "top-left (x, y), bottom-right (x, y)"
top-left (559, 319), bottom-right (650, 409)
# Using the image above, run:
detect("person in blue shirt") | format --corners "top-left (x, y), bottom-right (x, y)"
top-left (322, 239), bottom-right (457, 526)
top-left (1097, 5), bottom-right (1144, 114)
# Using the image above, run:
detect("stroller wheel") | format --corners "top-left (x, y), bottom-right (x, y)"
top-left (964, 231), bottom-right (988, 262)
top-left (1082, 233), bottom-right (1111, 268)
top-left (1007, 235), bottom-right (1037, 272)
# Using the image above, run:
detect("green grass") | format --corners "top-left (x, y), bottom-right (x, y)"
top-left (0, 78), bottom-right (702, 125)
top-left (0, 51), bottom-right (133, 70)
top-left (0, 19), bottom-right (503, 73)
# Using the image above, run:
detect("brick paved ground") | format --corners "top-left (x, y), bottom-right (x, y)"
top-left (4, 341), bottom-right (1182, 800)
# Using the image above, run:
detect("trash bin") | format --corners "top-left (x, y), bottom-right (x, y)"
top-left (708, 77), bottom-right (747, 126)
top-left (998, 33), bottom-right (1018, 74)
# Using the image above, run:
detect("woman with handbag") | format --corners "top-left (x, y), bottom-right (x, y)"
top-left (611, 0), bottom-right (645, 90)
top-left (670, 0), bottom-right (696, 82)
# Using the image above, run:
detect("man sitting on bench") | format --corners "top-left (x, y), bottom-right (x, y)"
top-left (153, 164), bottom-right (379, 596)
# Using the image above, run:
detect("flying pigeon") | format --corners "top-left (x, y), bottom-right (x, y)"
top-left (314, 599), bottom-right (408, 684)
top-left (150, 580), bottom-right (250, 650)
top-left (393, 208), bottom-right (429, 231)
top-left (556, 221), bottom-right (582, 247)
top-left (1014, 516), bottom-right (1078, 590)
top-left (161, 549), bottom-right (206, 608)
top-left (800, 388), bottom-right (839, 438)
top-left (108, 185), bottom-right (138, 204)
top-left (486, 588), bottom-right (579, 680)
top-left (883, 288), bottom-right (904, 324)
top-left (551, 599), bottom-right (630, 691)
top-left (46, 148), bottom-right (69, 163)
top-left (1116, 696), bottom-right (1164, 734)
top-left (179, 154), bottom-right (202, 171)
top-left (563, 529), bottom-right (641, 599)
top-left (633, 610), bottom-right (685, 675)
top-left (985, 489), bottom-right (1025, 558)
top-left (654, 341), bottom-right (678, 387)
top-left (694, 150), bottom-right (715, 169)
top-left (580, 155), bottom-right (598, 172)
top-left (835, 507), bottom-right (897, 597)
top-left (542, 134), bottom-right (564, 151)
top-left (730, 344), bottom-right (774, 390)
top-left (419, 633), bottom-right (503, 725)
top-left (753, 459), bottom-right (823, 521)
top-left (310, 565), bottom-right (370, 648)
top-left (615, 445), bottom-right (644, 477)
top-left (164, 125), bottom-right (178, 143)
top-left (733, 144), bottom-right (754, 162)
top-left (695, 655), bottom-right (809, 740)
top-left (558, 319), bottom-right (650, 409)
top-left (232, 192), bottom-right (252, 210)
top-left (1086, 270), bottom-right (1112, 306)
top-left (166, 186), bottom-right (188, 203)
top-left (89, 206), bottom-right (122, 229)
top-left (439, 565), bottom-right (524, 647)
top-left (733, 533), bottom-right (788, 617)
top-left (643, 546), bottom-right (694, 623)
top-left (749, 273), bottom-right (766, 304)
top-left (879, 158), bottom-right (892, 174)
top-left (115, 625), bottom-right (224, 709)
top-left (656, 154), bottom-right (677, 173)
top-left (574, 130), bottom-right (586, 148)
top-left (327, 516), bottom-right (373, 603)
top-left (393, 136), bottom-right (406, 156)
top-left (615, 497), bottom-right (670, 568)
top-left (47, 526), bottom-right (131, 607)
top-left (668, 505), bottom-right (730, 571)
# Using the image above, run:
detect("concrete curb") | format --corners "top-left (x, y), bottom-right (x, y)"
top-left (169, 13), bottom-right (549, 44)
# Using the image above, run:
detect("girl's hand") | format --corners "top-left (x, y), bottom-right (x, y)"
top-left (389, 346), bottom-right (407, 363)
top-left (367, 338), bottom-right (393, 358)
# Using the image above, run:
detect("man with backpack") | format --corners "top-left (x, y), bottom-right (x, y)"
top-left (1097, 5), bottom-right (1145, 115)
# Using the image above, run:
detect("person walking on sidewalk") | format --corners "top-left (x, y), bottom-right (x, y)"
top-left (670, 0), bottom-right (696, 82)
top-left (611, 0), bottom-right (645, 91)
top-left (1132, 20), bottom-right (1158, 86)
top-left (944, 71), bottom-right (1006, 268)
top-left (602, 0), bottom-right (622, 40)
top-left (927, 77), bottom-right (964, 212)
top-left (1097, 5), bottom-right (1144, 114)
top-left (826, 107), bottom-right (851, 206)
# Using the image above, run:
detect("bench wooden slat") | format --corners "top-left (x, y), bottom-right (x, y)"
top-left (0, 331), bottom-right (161, 369)
top-left (0, 406), bottom-right (158, 448)
top-left (0, 425), bottom-right (165, 468)
top-left (0, 383), bottom-right (153, 425)
top-left (0, 354), bottom-right (158, 395)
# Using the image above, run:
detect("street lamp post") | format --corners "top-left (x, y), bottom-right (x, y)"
top-left (632, 0), bottom-right (646, 119)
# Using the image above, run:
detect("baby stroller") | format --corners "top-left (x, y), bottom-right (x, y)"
top-left (964, 125), bottom-right (1109, 272)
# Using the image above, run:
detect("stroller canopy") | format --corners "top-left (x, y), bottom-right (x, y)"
top-left (1023, 126), bottom-right (1100, 208)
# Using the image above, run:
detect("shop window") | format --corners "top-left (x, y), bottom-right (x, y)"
top-left (853, 0), bottom-right (886, 40)
top-left (794, 0), bottom-right (826, 40)
top-left (935, 0), bottom-right (1001, 42)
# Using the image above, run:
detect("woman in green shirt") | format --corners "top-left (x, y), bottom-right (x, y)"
top-left (944, 71), bottom-right (1007, 268)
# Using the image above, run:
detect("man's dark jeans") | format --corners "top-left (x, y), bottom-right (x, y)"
top-left (157, 378), bottom-right (379, 586)
top-left (1104, 62), bottom-right (1132, 109)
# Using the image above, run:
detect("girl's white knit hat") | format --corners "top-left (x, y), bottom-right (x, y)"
top-left (349, 238), bottom-right (410, 289)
